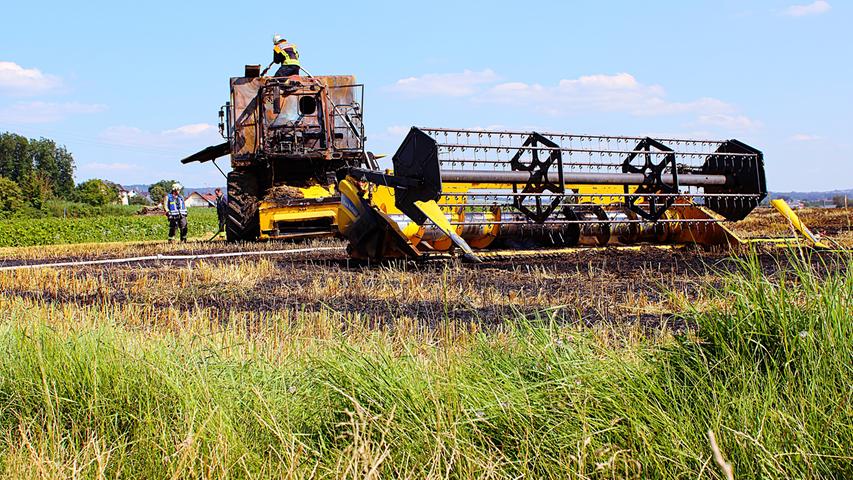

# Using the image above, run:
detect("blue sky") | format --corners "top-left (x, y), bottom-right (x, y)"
top-left (0, 0), bottom-right (850, 191)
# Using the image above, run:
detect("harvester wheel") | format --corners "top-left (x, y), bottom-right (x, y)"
top-left (226, 170), bottom-right (260, 242)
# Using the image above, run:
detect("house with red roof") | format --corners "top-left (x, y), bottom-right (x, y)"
top-left (185, 191), bottom-right (217, 208)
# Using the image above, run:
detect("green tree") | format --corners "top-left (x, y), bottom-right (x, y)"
top-left (149, 180), bottom-right (182, 205)
top-left (0, 132), bottom-right (76, 202)
top-left (75, 179), bottom-right (119, 206)
top-left (832, 194), bottom-right (848, 208)
top-left (0, 176), bottom-right (24, 214)
top-left (0, 133), bottom-right (32, 184)
top-left (53, 145), bottom-right (76, 198)
top-left (21, 172), bottom-right (53, 210)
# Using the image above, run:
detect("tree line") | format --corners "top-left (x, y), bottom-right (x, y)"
top-left (0, 132), bottom-right (188, 217)
top-left (0, 132), bottom-right (76, 210)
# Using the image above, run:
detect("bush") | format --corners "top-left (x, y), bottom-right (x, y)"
top-left (40, 200), bottom-right (140, 218)
top-left (75, 179), bottom-right (120, 206)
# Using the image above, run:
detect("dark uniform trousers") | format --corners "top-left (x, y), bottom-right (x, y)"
top-left (275, 64), bottom-right (300, 77)
top-left (169, 215), bottom-right (188, 241)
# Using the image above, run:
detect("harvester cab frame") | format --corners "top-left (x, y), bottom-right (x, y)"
top-left (258, 78), bottom-right (367, 158)
top-left (182, 65), bottom-right (376, 242)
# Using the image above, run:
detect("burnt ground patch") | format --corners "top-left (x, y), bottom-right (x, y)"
top-left (2, 246), bottom-right (846, 332)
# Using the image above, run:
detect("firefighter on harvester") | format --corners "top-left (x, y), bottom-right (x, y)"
top-left (262, 34), bottom-right (300, 77)
top-left (164, 183), bottom-right (188, 243)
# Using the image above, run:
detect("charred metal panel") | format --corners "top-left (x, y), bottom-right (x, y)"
top-left (228, 75), bottom-right (363, 167)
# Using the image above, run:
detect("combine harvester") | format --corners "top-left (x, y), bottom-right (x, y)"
top-left (336, 127), bottom-right (823, 262)
top-left (180, 65), bottom-right (826, 261)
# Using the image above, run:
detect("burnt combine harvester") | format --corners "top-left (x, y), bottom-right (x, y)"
top-left (336, 127), bottom-right (768, 262)
top-left (182, 66), bottom-right (376, 241)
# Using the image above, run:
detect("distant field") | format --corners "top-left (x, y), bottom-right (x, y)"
top-left (0, 207), bottom-right (218, 247)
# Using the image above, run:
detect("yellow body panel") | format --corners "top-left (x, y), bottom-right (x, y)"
top-left (575, 184), bottom-right (636, 203)
top-left (258, 184), bottom-right (339, 240)
top-left (770, 199), bottom-right (829, 248)
top-left (300, 185), bottom-right (336, 199)
top-left (336, 179), bottom-right (365, 236)
top-left (371, 184), bottom-right (398, 213)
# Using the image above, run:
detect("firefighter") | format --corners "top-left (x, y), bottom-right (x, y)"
top-left (164, 183), bottom-right (188, 242)
top-left (214, 187), bottom-right (227, 237)
top-left (267, 34), bottom-right (300, 77)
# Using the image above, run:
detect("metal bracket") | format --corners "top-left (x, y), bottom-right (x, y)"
top-left (510, 133), bottom-right (564, 223)
top-left (622, 137), bottom-right (678, 221)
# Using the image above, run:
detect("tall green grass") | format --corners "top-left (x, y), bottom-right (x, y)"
top-left (0, 251), bottom-right (849, 478)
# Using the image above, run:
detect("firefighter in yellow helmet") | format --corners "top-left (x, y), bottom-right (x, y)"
top-left (268, 34), bottom-right (301, 77)
top-left (163, 183), bottom-right (188, 242)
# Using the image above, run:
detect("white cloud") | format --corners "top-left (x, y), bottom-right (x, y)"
top-left (479, 73), bottom-right (736, 118)
top-left (782, 1), bottom-right (831, 17)
top-left (790, 133), bottom-right (821, 141)
top-left (0, 61), bottom-right (63, 96)
top-left (386, 70), bottom-right (756, 132)
top-left (99, 123), bottom-right (222, 152)
top-left (696, 114), bottom-right (763, 131)
top-left (83, 162), bottom-right (137, 171)
top-left (561, 72), bottom-right (641, 90)
top-left (390, 69), bottom-right (498, 97)
top-left (163, 123), bottom-right (215, 136)
top-left (0, 101), bottom-right (106, 123)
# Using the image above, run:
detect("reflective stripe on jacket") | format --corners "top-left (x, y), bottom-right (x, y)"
top-left (273, 42), bottom-right (300, 66)
top-left (166, 193), bottom-right (187, 217)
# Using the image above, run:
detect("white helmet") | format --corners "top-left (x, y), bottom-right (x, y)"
top-left (273, 34), bottom-right (284, 44)
top-left (171, 183), bottom-right (181, 192)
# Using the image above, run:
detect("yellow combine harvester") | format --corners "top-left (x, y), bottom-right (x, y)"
top-left (180, 67), bottom-right (820, 259)
top-left (336, 127), bottom-right (776, 262)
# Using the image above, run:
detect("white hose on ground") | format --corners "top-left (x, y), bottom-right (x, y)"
top-left (0, 246), bottom-right (345, 271)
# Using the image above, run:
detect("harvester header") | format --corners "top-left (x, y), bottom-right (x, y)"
top-left (337, 127), bottom-right (768, 261)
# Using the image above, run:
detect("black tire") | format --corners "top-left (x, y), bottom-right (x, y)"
top-left (226, 170), bottom-right (260, 242)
